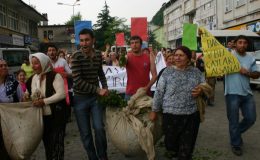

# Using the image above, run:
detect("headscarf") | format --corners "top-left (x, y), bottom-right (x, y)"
top-left (29, 53), bottom-right (52, 93)
top-left (29, 52), bottom-right (52, 75)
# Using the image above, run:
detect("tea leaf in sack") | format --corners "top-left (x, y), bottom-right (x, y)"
top-left (98, 90), bottom-right (127, 108)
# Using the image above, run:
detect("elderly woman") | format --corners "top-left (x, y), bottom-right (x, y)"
top-left (0, 59), bottom-right (24, 159)
top-left (26, 53), bottom-right (66, 160)
top-left (150, 46), bottom-right (205, 160)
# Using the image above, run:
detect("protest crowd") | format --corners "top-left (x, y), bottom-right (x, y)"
top-left (0, 26), bottom-right (260, 160)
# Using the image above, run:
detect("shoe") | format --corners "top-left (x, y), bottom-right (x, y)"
top-left (232, 146), bottom-right (242, 156)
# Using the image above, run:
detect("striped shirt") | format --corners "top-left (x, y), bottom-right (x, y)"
top-left (71, 49), bottom-right (108, 95)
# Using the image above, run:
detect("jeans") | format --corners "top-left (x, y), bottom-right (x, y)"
top-left (73, 94), bottom-right (107, 160)
top-left (225, 94), bottom-right (256, 147)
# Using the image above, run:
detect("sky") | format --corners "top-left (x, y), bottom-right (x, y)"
top-left (26, 0), bottom-right (168, 25)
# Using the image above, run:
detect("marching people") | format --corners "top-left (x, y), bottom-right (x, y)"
top-left (16, 69), bottom-right (27, 93)
top-left (71, 28), bottom-right (109, 160)
top-left (21, 57), bottom-right (34, 80)
top-left (0, 59), bottom-right (24, 160)
top-left (109, 52), bottom-right (119, 66)
top-left (150, 46), bottom-right (205, 160)
top-left (224, 35), bottom-right (260, 156)
top-left (156, 52), bottom-right (175, 86)
top-left (121, 35), bottom-right (157, 100)
top-left (26, 52), bottom-right (66, 160)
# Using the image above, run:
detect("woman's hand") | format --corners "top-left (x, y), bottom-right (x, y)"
top-left (33, 98), bottom-right (45, 107)
top-left (192, 86), bottom-right (202, 98)
top-left (149, 111), bottom-right (157, 121)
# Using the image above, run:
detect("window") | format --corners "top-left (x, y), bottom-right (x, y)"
top-left (20, 16), bottom-right (29, 34)
top-left (29, 20), bottom-right (37, 37)
top-left (3, 50), bottom-right (29, 67)
top-left (204, 2), bottom-right (211, 10)
top-left (0, 4), bottom-right (7, 27)
top-left (7, 9), bottom-right (18, 31)
top-left (225, 0), bottom-right (233, 12)
top-left (236, 0), bottom-right (246, 7)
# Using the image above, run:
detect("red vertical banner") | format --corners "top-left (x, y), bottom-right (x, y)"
top-left (116, 33), bottom-right (125, 46)
top-left (131, 17), bottom-right (148, 41)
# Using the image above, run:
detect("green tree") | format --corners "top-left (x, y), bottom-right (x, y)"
top-left (148, 29), bottom-right (162, 50)
top-left (93, 1), bottom-right (129, 50)
top-left (150, 5), bottom-right (165, 26)
top-left (65, 12), bottom-right (82, 25)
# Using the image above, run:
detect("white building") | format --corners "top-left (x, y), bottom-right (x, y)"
top-left (163, 0), bottom-right (260, 48)
top-left (219, 0), bottom-right (260, 32)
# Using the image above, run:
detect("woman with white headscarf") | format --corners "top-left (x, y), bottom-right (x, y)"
top-left (26, 52), bottom-right (66, 160)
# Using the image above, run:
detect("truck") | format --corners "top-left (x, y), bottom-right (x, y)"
top-left (0, 48), bottom-right (31, 75)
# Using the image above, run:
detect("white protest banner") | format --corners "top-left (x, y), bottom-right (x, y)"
top-left (103, 66), bottom-right (127, 93)
top-left (103, 53), bottom-right (166, 93)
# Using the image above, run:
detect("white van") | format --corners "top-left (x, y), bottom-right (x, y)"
top-left (0, 48), bottom-right (31, 74)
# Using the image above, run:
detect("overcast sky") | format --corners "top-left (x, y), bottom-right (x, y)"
top-left (26, 0), bottom-right (168, 25)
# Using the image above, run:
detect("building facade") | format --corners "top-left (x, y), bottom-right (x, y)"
top-left (163, 0), bottom-right (260, 48)
top-left (38, 25), bottom-right (76, 53)
top-left (220, 0), bottom-right (260, 33)
top-left (0, 0), bottom-right (47, 50)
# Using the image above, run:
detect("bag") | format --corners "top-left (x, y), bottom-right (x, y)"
top-left (0, 102), bottom-right (43, 160)
top-left (106, 88), bottom-right (163, 160)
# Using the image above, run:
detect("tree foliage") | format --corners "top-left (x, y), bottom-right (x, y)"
top-left (150, 5), bottom-right (165, 26)
top-left (65, 12), bottom-right (82, 25)
top-left (148, 29), bottom-right (162, 50)
top-left (93, 1), bottom-right (130, 50)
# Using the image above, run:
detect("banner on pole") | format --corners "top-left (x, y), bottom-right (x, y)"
top-left (182, 23), bottom-right (198, 51)
top-left (74, 21), bottom-right (92, 45)
top-left (131, 17), bottom-right (148, 41)
top-left (200, 27), bottom-right (240, 77)
top-left (116, 33), bottom-right (125, 46)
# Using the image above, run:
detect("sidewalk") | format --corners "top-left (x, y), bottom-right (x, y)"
top-left (31, 82), bottom-right (260, 160)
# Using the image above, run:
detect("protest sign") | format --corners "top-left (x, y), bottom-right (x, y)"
top-left (182, 23), bottom-right (197, 51)
top-left (200, 27), bottom-right (240, 77)
top-left (102, 54), bottom-right (166, 92)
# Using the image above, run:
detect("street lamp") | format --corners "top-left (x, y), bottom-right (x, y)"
top-left (57, 0), bottom-right (80, 24)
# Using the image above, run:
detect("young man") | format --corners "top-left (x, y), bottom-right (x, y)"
top-left (71, 29), bottom-right (108, 160)
top-left (124, 35), bottom-right (157, 100)
top-left (225, 35), bottom-right (260, 156)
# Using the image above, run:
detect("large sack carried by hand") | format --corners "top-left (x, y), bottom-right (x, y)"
top-left (0, 102), bottom-right (43, 160)
top-left (106, 88), bottom-right (163, 160)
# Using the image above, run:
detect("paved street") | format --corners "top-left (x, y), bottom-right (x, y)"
top-left (31, 81), bottom-right (260, 160)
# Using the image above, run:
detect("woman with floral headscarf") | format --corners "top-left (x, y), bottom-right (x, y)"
top-left (26, 52), bottom-right (66, 160)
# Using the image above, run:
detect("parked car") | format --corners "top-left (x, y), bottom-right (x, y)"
top-left (0, 48), bottom-right (31, 74)
top-left (250, 50), bottom-right (260, 88)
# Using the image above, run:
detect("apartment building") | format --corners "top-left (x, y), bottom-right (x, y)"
top-left (0, 0), bottom-right (47, 50)
top-left (163, 0), bottom-right (217, 48)
top-left (220, 0), bottom-right (260, 33)
top-left (38, 25), bottom-right (76, 53)
top-left (163, 0), bottom-right (260, 48)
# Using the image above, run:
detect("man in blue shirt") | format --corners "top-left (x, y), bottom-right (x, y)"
top-left (225, 35), bottom-right (260, 156)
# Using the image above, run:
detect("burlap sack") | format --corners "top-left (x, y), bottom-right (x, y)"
top-left (0, 102), bottom-right (43, 160)
top-left (106, 88), bottom-right (163, 160)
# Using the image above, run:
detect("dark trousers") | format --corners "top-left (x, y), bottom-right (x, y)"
top-left (163, 111), bottom-right (200, 160)
top-left (43, 116), bottom-right (66, 160)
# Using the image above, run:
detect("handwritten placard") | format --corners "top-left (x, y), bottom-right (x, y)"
top-left (200, 27), bottom-right (240, 77)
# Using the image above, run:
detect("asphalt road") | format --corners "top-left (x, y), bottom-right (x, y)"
top-left (31, 81), bottom-right (260, 160)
